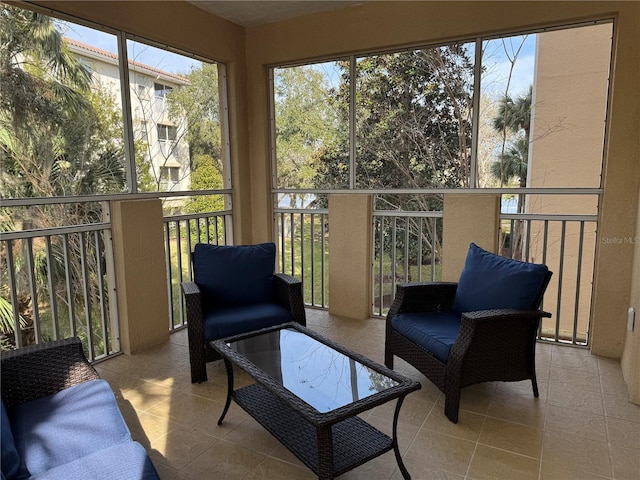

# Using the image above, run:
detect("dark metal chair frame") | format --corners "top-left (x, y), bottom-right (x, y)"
top-left (182, 271), bottom-right (306, 384)
top-left (384, 271), bottom-right (552, 423)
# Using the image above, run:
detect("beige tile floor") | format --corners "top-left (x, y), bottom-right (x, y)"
top-left (95, 309), bottom-right (640, 480)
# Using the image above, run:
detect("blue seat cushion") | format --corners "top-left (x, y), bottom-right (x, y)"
top-left (194, 243), bottom-right (276, 309)
top-left (392, 312), bottom-right (462, 362)
top-left (204, 303), bottom-right (292, 341)
top-left (9, 379), bottom-right (131, 475)
top-left (452, 243), bottom-right (549, 314)
top-left (28, 441), bottom-right (159, 480)
top-left (1, 400), bottom-right (25, 480)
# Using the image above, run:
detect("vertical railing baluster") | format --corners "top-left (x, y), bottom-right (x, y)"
top-left (187, 219), bottom-right (195, 281)
top-left (290, 212), bottom-right (295, 277)
top-left (310, 213), bottom-right (315, 306)
top-left (391, 217), bottom-right (397, 292)
top-left (431, 217), bottom-right (437, 281)
top-left (378, 217), bottom-right (385, 316)
top-left (62, 234), bottom-right (77, 338)
top-left (300, 213), bottom-right (305, 296)
top-left (417, 218), bottom-right (423, 282)
top-left (511, 218), bottom-right (516, 259)
top-left (537, 220), bottom-right (549, 340)
top-left (165, 222), bottom-right (174, 329)
top-left (525, 219), bottom-right (532, 261)
top-left (176, 220), bottom-right (184, 329)
top-left (573, 221), bottom-right (585, 345)
top-left (79, 232), bottom-right (94, 361)
top-left (6, 241), bottom-right (22, 348)
top-left (555, 221), bottom-right (567, 343)
top-left (24, 237), bottom-right (41, 344)
top-left (403, 218), bottom-right (410, 283)
top-left (45, 236), bottom-right (60, 340)
top-left (94, 231), bottom-right (109, 357)
top-left (279, 213), bottom-right (286, 273)
top-left (321, 213), bottom-right (327, 308)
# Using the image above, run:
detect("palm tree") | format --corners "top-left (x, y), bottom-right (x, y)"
top-left (1, 5), bottom-right (126, 348)
top-left (492, 85), bottom-right (533, 260)
top-left (491, 135), bottom-right (529, 188)
top-left (0, 6), bottom-right (91, 135)
top-left (492, 85), bottom-right (532, 187)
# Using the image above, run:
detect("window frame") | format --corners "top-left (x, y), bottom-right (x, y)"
top-left (2, 2), bottom-right (231, 201)
top-left (268, 18), bottom-right (614, 194)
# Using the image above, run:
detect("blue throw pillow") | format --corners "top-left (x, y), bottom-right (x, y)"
top-left (193, 243), bottom-right (276, 308)
top-left (1, 400), bottom-right (21, 480)
top-left (452, 243), bottom-right (549, 314)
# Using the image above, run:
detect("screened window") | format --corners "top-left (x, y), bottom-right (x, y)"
top-left (1, 3), bottom-right (229, 206)
top-left (157, 124), bottom-right (177, 141)
top-left (154, 82), bottom-right (173, 99)
top-left (160, 166), bottom-right (180, 183)
top-left (270, 22), bottom-right (612, 211)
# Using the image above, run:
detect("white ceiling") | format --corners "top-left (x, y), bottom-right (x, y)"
top-left (187, 1), bottom-right (363, 27)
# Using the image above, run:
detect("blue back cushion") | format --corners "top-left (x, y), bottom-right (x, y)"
top-left (1, 400), bottom-right (22, 480)
top-left (10, 380), bottom-right (131, 475)
top-left (193, 243), bottom-right (276, 309)
top-left (452, 243), bottom-right (549, 314)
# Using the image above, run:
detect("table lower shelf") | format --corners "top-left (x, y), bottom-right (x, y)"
top-left (233, 383), bottom-right (394, 478)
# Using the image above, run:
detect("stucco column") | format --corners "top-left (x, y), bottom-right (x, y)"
top-left (328, 194), bottom-right (373, 320)
top-left (110, 198), bottom-right (170, 354)
top-left (442, 194), bottom-right (500, 281)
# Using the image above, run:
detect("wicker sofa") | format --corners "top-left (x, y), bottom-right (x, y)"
top-left (1, 338), bottom-right (160, 480)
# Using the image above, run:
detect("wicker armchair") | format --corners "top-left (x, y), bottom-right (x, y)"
top-left (384, 243), bottom-right (552, 423)
top-left (182, 243), bottom-right (306, 383)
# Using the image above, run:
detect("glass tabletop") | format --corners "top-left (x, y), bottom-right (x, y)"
top-left (226, 327), bottom-right (400, 413)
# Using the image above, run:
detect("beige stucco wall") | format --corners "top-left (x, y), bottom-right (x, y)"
top-left (328, 194), bottom-right (373, 319)
top-left (110, 199), bottom-right (169, 353)
top-left (528, 24), bottom-right (611, 343)
top-left (442, 195), bottom-right (500, 282)
top-left (621, 187), bottom-right (640, 403)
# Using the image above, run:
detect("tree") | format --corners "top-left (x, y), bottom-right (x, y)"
top-left (491, 85), bottom-right (533, 259)
top-left (168, 63), bottom-right (222, 171)
top-left (167, 62), bottom-right (227, 215)
top-left (274, 65), bottom-right (344, 207)
top-left (312, 46), bottom-right (475, 269)
top-left (1, 5), bottom-right (127, 348)
top-left (492, 85), bottom-right (532, 188)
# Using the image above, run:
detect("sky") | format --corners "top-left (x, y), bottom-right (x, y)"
top-left (57, 20), bottom-right (202, 75)
top-left (59, 16), bottom-right (535, 96)
top-left (481, 35), bottom-right (537, 97)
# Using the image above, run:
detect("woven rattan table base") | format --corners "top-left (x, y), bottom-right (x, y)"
top-left (213, 323), bottom-right (419, 479)
top-left (234, 384), bottom-right (393, 477)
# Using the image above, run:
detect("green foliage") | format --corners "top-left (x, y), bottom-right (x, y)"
top-left (184, 154), bottom-right (224, 214)
top-left (491, 85), bottom-right (532, 186)
top-left (0, 6), bottom-right (123, 351)
top-left (313, 47), bottom-right (474, 194)
top-left (275, 65), bottom-right (344, 190)
top-left (168, 63), bottom-right (222, 174)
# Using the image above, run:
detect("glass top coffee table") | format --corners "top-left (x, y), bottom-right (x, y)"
top-left (212, 322), bottom-right (421, 480)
